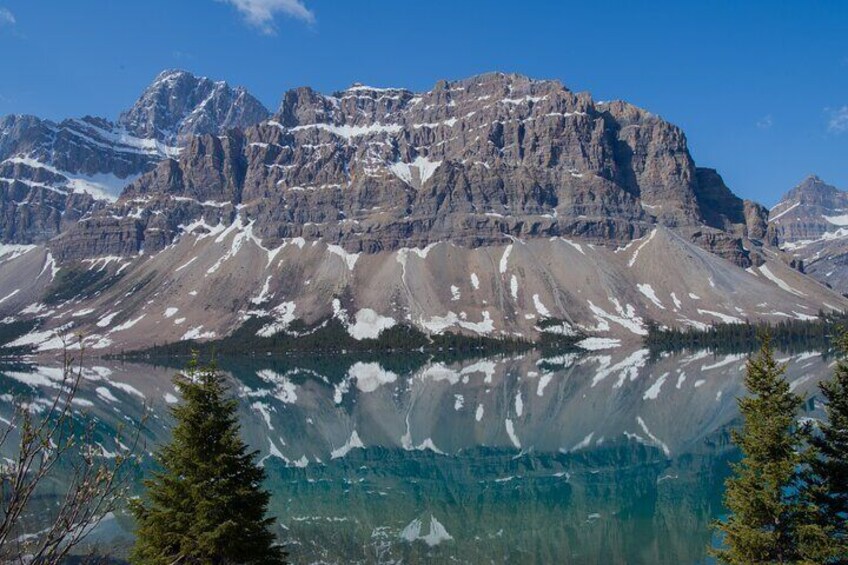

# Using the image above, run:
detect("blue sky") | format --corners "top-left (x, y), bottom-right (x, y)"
top-left (0, 0), bottom-right (845, 206)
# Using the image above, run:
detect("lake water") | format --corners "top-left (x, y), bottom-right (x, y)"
top-left (0, 347), bottom-right (832, 564)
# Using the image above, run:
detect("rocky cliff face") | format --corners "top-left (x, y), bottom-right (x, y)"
top-left (770, 175), bottom-right (848, 293)
top-left (54, 73), bottom-right (764, 265)
top-left (0, 115), bottom-right (165, 243)
top-left (0, 71), bottom-right (269, 244)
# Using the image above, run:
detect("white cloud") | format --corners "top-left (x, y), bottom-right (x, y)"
top-left (219, 0), bottom-right (314, 33)
top-left (756, 114), bottom-right (773, 129)
top-left (0, 7), bottom-right (16, 26)
top-left (827, 106), bottom-right (848, 134)
top-left (172, 50), bottom-right (195, 61)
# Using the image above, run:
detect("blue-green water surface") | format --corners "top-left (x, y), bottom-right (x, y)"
top-left (0, 347), bottom-right (831, 563)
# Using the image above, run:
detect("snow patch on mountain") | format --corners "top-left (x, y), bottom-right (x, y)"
top-left (348, 308), bottom-right (396, 340)
top-left (637, 284), bottom-right (665, 310)
top-left (389, 156), bottom-right (442, 187)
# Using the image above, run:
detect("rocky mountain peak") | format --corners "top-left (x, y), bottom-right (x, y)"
top-left (0, 69), bottom-right (272, 244)
top-left (272, 72), bottom-right (580, 130)
top-left (451, 71), bottom-right (558, 91)
top-left (780, 175), bottom-right (843, 207)
top-left (768, 174), bottom-right (848, 292)
top-left (117, 69), bottom-right (270, 145)
top-left (771, 175), bottom-right (846, 222)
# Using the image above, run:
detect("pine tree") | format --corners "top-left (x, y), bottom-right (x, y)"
top-left (807, 331), bottom-right (848, 561)
top-left (130, 356), bottom-right (286, 564)
top-left (711, 335), bottom-right (820, 564)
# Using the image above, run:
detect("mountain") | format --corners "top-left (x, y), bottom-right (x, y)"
top-left (769, 175), bottom-right (848, 294)
top-left (117, 69), bottom-right (270, 144)
top-left (0, 70), bottom-right (269, 244)
top-left (0, 72), bottom-right (844, 353)
top-left (55, 73), bottom-right (769, 264)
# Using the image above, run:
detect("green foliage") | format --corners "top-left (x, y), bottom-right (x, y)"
top-left (44, 265), bottom-right (111, 304)
top-left (711, 335), bottom-right (831, 564)
top-left (807, 331), bottom-right (848, 561)
top-left (0, 319), bottom-right (38, 357)
top-left (534, 318), bottom-right (586, 352)
top-left (43, 264), bottom-right (155, 305)
top-left (119, 316), bottom-right (556, 360)
top-left (130, 356), bottom-right (286, 564)
top-left (646, 311), bottom-right (848, 356)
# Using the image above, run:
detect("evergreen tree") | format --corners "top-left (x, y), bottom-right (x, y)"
top-left (711, 335), bottom-right (823, 564)
top-left (807, 331), bottom-right (848, 561)
top-left (130, 356), bottom-right (286, 564)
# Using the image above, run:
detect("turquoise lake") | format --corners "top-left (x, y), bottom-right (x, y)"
top-left (0, 347), bottom-right (833, 564)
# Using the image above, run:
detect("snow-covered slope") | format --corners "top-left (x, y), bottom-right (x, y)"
top-left (2, 222), bottom-right (843, 353)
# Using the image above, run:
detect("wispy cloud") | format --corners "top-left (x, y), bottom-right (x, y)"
top-left (218, 0), bottom-right (314, 34)
top-left (0, 7), bottom-right (16, 26)
top-left (827, 106), bottom-right (848, 134)
top-left (172, 50), bottom-right (196, 61)
top-left (756, 114), bottom-right (773, 129)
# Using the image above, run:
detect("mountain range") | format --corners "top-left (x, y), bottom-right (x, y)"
top-left (0, 70), bottom-right (844, 354)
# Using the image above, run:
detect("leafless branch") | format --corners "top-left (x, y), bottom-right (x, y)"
top-left (0, 334), bottom-right (146, 564)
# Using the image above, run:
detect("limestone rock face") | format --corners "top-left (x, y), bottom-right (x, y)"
top-left (53, 73), bottom-right (760, 264)
top-left (743, 200), bottom-right (774, 244)
top-left (770, 175), bottom-right (848, 293)
top-left (692, 168), bottom-right (745, 231)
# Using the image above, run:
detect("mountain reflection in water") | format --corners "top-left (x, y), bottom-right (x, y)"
top-left (0, 348), bottom-right (830, 564)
